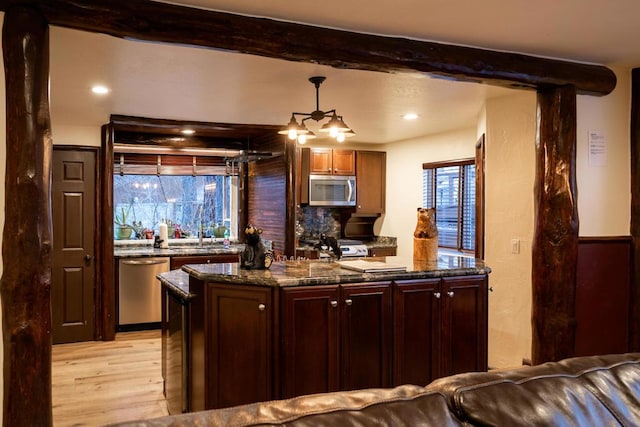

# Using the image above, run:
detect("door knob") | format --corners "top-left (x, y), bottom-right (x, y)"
top-left (85, 254), bottom-right (92, 262)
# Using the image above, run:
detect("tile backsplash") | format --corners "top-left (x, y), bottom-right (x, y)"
top-left (296, 206), bottom-right (342, 240)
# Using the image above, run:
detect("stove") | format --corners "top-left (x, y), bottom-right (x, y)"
top-left (302, 238), bottom-right (369, 259)
top-left (338, 239), bottom-right (369, 258)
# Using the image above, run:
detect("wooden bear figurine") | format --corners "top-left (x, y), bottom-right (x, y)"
top-left (240, 223), bottom-right (274, 269)
top-left (413, 207), bottom-right (438, 262)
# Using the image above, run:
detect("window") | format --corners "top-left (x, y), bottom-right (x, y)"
top-left (113, 152), bottom-right (239, 240)
top-left (422, 159), bottom-right (475, 252)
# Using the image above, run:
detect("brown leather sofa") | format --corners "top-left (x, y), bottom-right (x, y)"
top-left (114, 353), bottom-right (640, 426)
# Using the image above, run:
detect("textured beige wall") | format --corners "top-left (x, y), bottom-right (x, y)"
top-left (577, 67), bottom-right (631, 236)
top-left (484, 91), bottom-right (537, 368)
top-left (381, 127), bottom-right (478, 259)
top-left (52, 124), bottom-right (102, 147)
top-left (382, 101), bottom-right (538, 368)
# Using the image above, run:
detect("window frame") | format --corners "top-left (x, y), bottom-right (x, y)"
top-left (422, 158), bottom-right (476, 254)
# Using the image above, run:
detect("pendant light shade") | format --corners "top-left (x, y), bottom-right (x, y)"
top-left (280, 76), bottom-right (355, 144)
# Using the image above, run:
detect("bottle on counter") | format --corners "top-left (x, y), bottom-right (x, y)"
top-left (159, 223), bottom-right (169, 249)
top-left (223, 227), bottom-right (230, 249)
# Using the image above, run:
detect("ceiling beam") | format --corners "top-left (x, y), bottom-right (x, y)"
top-left (5, 0), bottom-right (616, 95)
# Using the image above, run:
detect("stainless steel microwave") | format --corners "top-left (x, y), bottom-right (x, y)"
top-left (309, 175), bottom-right (356, 206)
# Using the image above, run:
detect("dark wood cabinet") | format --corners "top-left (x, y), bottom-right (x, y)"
top-left (440, 276), bottom-right (487, 376)
top-left (170, 254), bottom-right (239, 269)
top-left (393, 278), bottom-right (441, 386)
top-left (393, 275), bottom-right (487, 386)
top-left (281, 286), bottom-right (340, 398)
top-left (355, 151), bottom-right (386, 214)
top-left (281, 281), bottom-right (392, 397)
top-left (310, 148), bottom-right (355, 175)
top-left (340, 282), bottom-right (392, 390)
top-left (206, 284), bottom-right (272, 409)
top-left (368, 247), bottom-right (396, 257)
top-left (164, 273), bottom-right (488, 411)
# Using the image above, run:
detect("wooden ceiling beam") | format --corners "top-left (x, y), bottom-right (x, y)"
top-left (4, 0), bottom-right (616, 95)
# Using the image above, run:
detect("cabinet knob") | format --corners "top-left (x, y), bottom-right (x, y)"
top-left (447, 291), bottom-right (454, 298)
top-left (489, 286), bottom-right (494, 292)
top-left (434, 292), bottom-right (441, 299)
top-left (258, 304), bottom-right (266, 311)
top-left (330, 300), bottom-right (338, 308)
top-left (328, 168), bottom-right (332, 172)
top-left (345, 299), bottom-right (353, 306)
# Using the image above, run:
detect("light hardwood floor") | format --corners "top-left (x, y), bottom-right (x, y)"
top-left (52, 330), bottom-right (169, 426)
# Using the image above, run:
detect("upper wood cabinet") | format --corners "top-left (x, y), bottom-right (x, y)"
top-left (355, 151), bottom-right (386, 214)
top-left (310, 148), bottom-right (355, 175)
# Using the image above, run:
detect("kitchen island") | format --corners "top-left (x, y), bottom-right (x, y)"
top-left (160, 255), bottom-right (490, 414)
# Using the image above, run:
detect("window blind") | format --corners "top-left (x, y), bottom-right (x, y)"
top-left (422, 159), bottom-right (475, 252)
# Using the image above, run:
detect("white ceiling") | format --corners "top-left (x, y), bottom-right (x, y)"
top-left (49, 1), bottom-right (640, 144)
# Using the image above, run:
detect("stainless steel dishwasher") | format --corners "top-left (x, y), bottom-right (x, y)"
top-left (118, 257), bottom-right (170, 328)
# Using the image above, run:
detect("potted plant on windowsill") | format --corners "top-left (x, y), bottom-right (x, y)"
top-left (115, 207), bottom-right (133, 240)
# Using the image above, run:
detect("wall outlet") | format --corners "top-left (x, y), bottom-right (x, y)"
top-left (511, 238), bottom-right (520, 254)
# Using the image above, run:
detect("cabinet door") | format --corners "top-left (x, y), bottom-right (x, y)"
top-left (440, 276), bottom-right (487, 377)
top-left (309, 148), bottom-right (333, 174)
top-left (281, 286), bottom-right (340, 398)
top-left (207, 284), bottom-right (272, 409)
top-left (340, 282), bottom-right (392, 391)
top-left (369, 247), bottom-right (396, 257)
top-left (332, 149), bottom-right (355, 175)
top-left (393, 279), bottom-right (441, 386)
top-left (356, 151), bottom-right (386, 214)
top-left (309, 148), bottom-right (355, 175)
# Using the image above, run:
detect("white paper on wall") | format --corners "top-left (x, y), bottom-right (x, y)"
top-left (588, 130), bottom-right (607, 166)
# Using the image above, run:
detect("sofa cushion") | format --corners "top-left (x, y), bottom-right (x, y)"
top-left (427, 353), bottom-right (640, 426)
top-left (113, 384), bottom-right (462, 427)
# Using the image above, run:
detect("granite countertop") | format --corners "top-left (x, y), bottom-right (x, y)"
top-left (158, 269), bottom-right (193, 300)
top-left (296, 236), bottom-right (397, 252)
top-left (114, 242), bottom-right (244, 258)
top-left (180, 254), bottom-right (489, 289)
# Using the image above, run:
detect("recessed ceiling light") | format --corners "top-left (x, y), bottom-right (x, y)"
top-left (91, 85), bottom-right (110, 95)
top-left (403, 113), bottom-right (419, 121)
top-left (181, 129), bottom-right (196, 135)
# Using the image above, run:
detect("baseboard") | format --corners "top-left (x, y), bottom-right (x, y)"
top-left (117, 322), bottom-right (161, 332)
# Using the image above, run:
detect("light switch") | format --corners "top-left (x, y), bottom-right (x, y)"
top-left (511, 239), bottom-right (520, 254)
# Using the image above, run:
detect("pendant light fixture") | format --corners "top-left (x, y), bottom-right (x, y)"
top-left (278, 76), bottom-right (355, 144)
